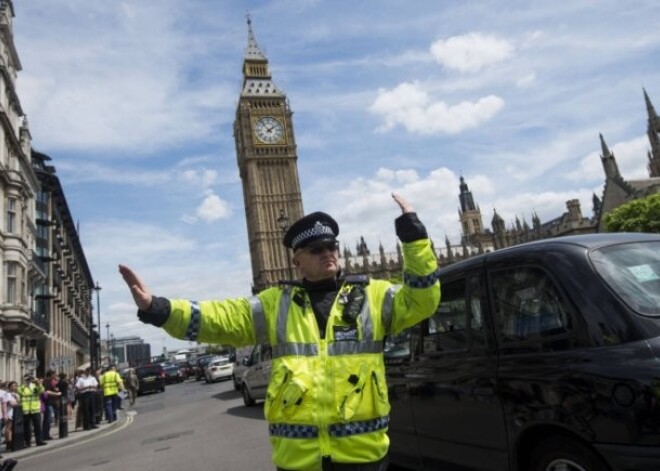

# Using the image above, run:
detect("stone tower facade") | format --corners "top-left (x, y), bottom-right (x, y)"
top-left (233, 18), bottom-right (304, 293)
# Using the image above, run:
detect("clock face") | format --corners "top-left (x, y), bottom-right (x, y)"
top-left (255, 116), bottom-right (284, 144)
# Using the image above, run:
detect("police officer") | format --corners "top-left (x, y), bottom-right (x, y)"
top-left (120, 193), bottom-right (440, 471)
top-left (18, 375), bottom-right (46, 448)
top-left (100, 365), bottom-right (124, 423)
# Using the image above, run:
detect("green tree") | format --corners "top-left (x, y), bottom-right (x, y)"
top-left (604, 193), bottom-right (660, 233)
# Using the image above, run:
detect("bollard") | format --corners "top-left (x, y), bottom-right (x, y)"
top-left (59, 397), bottom-right (68, 438)
top-left (11, 408), bottom-right (24, 451)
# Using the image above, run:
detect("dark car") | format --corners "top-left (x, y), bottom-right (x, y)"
top-left (135, 364), bottom-right (166, 395)
top-left (162, 364), bottom-right (185, 384)
top-left (193, 354), bottom-right (216, 381)
top-left (386, 233), bottom-right (660, 471)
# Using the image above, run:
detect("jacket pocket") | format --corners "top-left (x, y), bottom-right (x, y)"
top-left (265, 364), bottom-right (312, 422)
top-left (370, 370), bottom-right (391, 418)
top-left (339, 363), bottom-right (369, 421)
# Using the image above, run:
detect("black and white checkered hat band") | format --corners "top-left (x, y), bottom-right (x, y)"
top-left (291, 223), bottom-right (334, 249)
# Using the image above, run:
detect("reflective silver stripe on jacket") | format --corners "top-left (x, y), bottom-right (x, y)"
top-left (359, 290), bottom-right (374, 340)
top-left (272, 342), bottom-right (318, 358)
top-left (249, 296), bottom-right (268, 345)
top-left (276, 288), bottom-right (293, 345)
top-left (183, 301), bottom-right (200, 341)
top-left (381, 285), bottom-right (400, 334)
top-left (327, 340), bottom-right (383, 356)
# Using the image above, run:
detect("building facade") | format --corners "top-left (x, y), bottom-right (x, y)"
top-left (233, 18), bottom-right (304, 293)
top-left (0, 1), bottom-right (94, 380)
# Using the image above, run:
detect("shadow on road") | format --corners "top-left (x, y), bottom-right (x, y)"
top-left (224, 404), bottom-right (266, 421)
top-left (212, 389), bottom-right (242, 401)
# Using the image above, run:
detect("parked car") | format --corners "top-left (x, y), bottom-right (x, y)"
top-left (176, 360), bottom-right (193, 380)
top-left (135, 364), bottom-right (166, 395)
top-left (238, 344), bottom-right (272, 406)
top-left (205, 356), bottom-right (234, 383)
top-left (386, 233), bottom-right (660, 471)
top-left (162, 364), bottom-right (185, 384)
top-left (232, 346), bottom-right (253, 391)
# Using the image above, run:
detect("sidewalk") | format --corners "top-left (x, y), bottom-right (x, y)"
top-left (5, 408), bottom-right (133, 460)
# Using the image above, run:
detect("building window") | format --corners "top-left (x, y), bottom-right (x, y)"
top-left (6, 197), bottom-right (16, 233)
top-left (6, 261), bottom-right (17, 304)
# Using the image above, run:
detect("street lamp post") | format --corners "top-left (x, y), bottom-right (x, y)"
top-left (105, 322), bottom-right (110, 366)
top-left (89, 305), bottom-right (96, 371)
top-left (93, 282), bottom-right (102, 369)
top-left (277, 209), bottom-right (294, 279)
top-left (110, 333), bottom-right (115, 364)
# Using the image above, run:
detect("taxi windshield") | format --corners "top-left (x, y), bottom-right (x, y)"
top-left (591, 241), bottom-right (660, 316)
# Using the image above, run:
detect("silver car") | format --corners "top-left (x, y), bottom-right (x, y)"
top-left (238, 344), bottom-right (272, 406)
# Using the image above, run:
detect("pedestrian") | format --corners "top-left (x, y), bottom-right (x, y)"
top-left (3, 382), bottom-right (18, 451)
top-left (99, 365), bottom-right (124, 423)
top-left (74, 368), bottom-right (98, 431)
top-left (120, 193), bottom-right (441, 471)
top-left (73, 370), bottom-right (83, 430)
top-left (42, 370), bottom-right (61, 441)
top-left (18, 374), bottom-right (46, 447)
top-left (125, 368), bottom-right (139, 406)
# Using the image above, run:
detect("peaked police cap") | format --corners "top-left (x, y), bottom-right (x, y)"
top-left (283, 211), bottom-right (339, 250)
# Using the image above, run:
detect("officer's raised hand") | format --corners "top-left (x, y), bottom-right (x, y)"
top-left (118, 264), bottom-right (153, 311)
top-left (392, 192), bottom-right (414, 214)
top-left (119, 265), bottom-right (171, 327)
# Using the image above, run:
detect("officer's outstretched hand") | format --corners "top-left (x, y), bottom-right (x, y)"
top-left (118, 264), bottom-right (153, 311)
top-left (392, 192), bottom-right (414, 214)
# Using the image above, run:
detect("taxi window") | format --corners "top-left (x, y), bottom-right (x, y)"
top-left (491, 266), bottom-right (571, 344)
top-left (422, 274), bottom-right (486, 353)
top-left (591, 241), bottom-right (660, 316)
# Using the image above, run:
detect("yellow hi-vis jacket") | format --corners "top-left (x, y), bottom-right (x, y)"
top-left (100, 371), bottom-right (124, 397)
top-left (161, 239), bottom-right (440, 470)
top-left (19, 383), bottom-right (44, 415)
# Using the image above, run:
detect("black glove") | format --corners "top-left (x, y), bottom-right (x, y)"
top-left (395, 212), bottom-right (428, 242)
top-left (137, 296), bottom-right (171, 327)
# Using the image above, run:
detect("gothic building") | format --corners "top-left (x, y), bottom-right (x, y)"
top-left (233, 18), bottom-right (304, 293)
top-left (595, 89), bottom-right (660, 231)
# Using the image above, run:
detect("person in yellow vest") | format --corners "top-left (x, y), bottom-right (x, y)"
top-left (119, 193), bottom-right (441, 471)
top-left (18, 374), bottom-right (47, 448)
top-left (99, 365), bottom-right (125, 423)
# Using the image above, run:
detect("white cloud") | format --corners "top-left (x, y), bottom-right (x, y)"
top-left (430, 33), bottom-right (514, 73)
top-left (179, 169), bottom-right (218, 188)
top-left (195, 191), bottom-right (232, 222)
top-left (370, 81), bottom-right (504, 135)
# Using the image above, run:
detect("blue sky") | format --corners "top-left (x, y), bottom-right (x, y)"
top-left (12, 0), bottom-right (660, 354)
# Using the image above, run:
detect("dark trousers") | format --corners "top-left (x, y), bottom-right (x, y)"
top-left (104, 394), bottom-right (119, 422)
top-left (22, 412), bottom-right (43, 446)
top-left (80, 392), bottom-right (96, 430)
top-left (42, 404), bottom-right (56, 439)
top-left (277, 455), bottom-right (389, 471)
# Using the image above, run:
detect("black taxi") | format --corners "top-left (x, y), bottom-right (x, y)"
top-left (386, 233), bottom-right (660, 471)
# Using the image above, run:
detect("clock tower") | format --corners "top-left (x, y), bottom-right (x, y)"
top-left (233, 17), bottom-right (304, 293)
